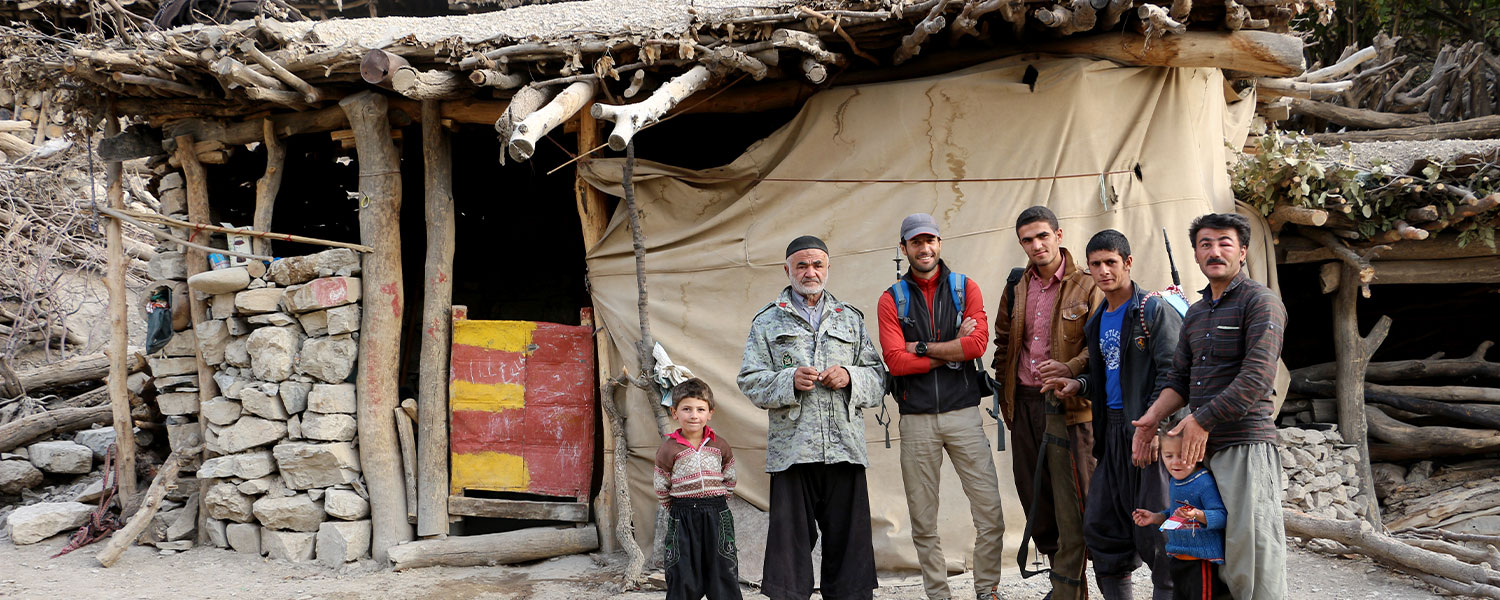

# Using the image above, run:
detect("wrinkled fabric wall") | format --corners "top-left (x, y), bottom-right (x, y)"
top-left (581, 55), bottom-right (1267, 573)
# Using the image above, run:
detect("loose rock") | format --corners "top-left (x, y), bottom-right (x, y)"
top-left (201, 397), bottom-right (243, 426)
top-left (282, 277), bottom-right (361, 314)
top-left (301, 413), bottom-right (357, 442)
top-left (0, 459), bottom-right (44, 494)
top-left (241, 385), bottom-right (289, 420)
top-left (323, 489), bottom-right (370, 520)
top-left (226, 522), bottom-right (262, 555)
top-left (252, 494), bottom-right (325, 532)
top-left (27, 440), bottom-right (93, 474)
top-left (187, 267), bottom-right (251, 295)
top-left (234, 288), bottom-right (285, 314)
top-left (316, 520), bottom-right (371, 566)
top-left (215, 416), bottom-right (288, 453)
top-left (262, 529), bottom-right (317, 562)
top-left (197, 450), bottom-right (277, 480)
top-left (280, 380), bottom-right (311, 414)
top-left (273, 442), bottom-right (361, 489)
top-left (206, 482), bottom-right (256, 523)
top-left (248, 327), bottom-right (302, 382)
top-left (72, 427), bottom-right (118, 461)
top-left (7, 502), bottom-right (94, 545)
top-left (196, 319), bottom-right (231, 365)
top-left (296, 334), bottom-right (357, 384)
top-left (307, 384), bottom-right (356, 414)
top-left (268, 249), bottom-right (362, 286)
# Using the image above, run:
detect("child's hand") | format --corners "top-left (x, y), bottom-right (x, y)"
top-left (1132, 509), bottom-right (1164, 527)
top-left (1172, 506), bottom-right (1205, 524)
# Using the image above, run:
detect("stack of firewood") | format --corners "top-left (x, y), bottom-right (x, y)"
top-left (1255, 34), bottom-right (1500, 144)
top-left (0, 87), bottom-right (71, 162)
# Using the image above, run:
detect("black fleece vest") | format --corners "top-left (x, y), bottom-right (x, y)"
top-left (891, 265), bottom-right (982, 415)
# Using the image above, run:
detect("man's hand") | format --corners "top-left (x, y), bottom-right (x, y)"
top-left (1037, 359), bottom-right (1071, 380)
top-left (958, 317), bottom-right (977, 338)
top-left (1168, 414), bottom-right (1210, 465)
top-left (793, 366), bottom-right (820, 391)
top-left (818, 366), bottom-right (850, 390)
top-left (1127, 426), bottom-right (1159, 468)
top-left (1041, 377), bottom-right (1080, 399)
top-left (1132, 509), bottom-right (1164, 528)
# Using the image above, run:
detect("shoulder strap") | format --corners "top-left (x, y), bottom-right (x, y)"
top-left (1141, 295), bottom-right (1159, 340)
top-left (889, 281), bottom-right (911, 319)
top-left (949, 272), bottom-right (967, 328)
top-left (1004, 267), bottom-right (1024, 313)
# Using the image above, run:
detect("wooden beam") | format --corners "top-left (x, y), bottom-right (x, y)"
top-left (118, 209), bottom-right (372, 252)
top-left (1281, 233), bottom-right (1500, 263)
top-left (252, 119), bottom-right (285, 257)
top-left (1027, 30), bottom-right (1305, 77)
top-left (1311, 115), bottom-right (1500, 144)
top-left (594, 66), bottom-right (710, 151)
top-left (1370, 257), bottom-right (1500, 285)
top-left (446, 496), bottom-right (591, 522)
top-left (388, 525), bottom-right (599, 570)
top-left (395, 405), bottom-right (418, 524)
top-left (1289, 98), bottom-right (1433, 130)
top-left (509, 81), bottom-right (596, 162)
top-left (339, 91), bottom-right (413, 562)
top-left (0, 405), bottom-right (112, 453)
top-left (104, 110), bottom-right (136, 502)
top-left (240, 41), bottom-right (324, 103)
top-left (13, 349), bottom-right (145, 392)
top-left (417, 99), bottom-right (454, 538)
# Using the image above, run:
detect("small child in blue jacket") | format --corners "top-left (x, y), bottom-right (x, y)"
top-left (1132, 423), bottom-right (1231, 600)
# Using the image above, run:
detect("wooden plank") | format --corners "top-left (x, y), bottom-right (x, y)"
top-left (446, 496), bottom-right (591, 522)
top-left (396, 405), bottom-right (419, 524)
top-left (388, 525), bottom-right (598, 570)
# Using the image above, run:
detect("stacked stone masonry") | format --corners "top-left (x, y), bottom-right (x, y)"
top-left (1278, 426), bottom-right (1369, 521)
top-left (172, 248), bottom-right (374, 565)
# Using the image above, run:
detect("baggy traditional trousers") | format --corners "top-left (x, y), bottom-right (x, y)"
top-left (1209, 442), bottom-right (1288, 600)
top-left (1083, 409), bottom-right (1174, 594)
top-left (1011, 386), bottom-right (1094, 600)
top-left (1168, 558), bottom-right (1233, 600)
top-left (666, 495), bottom-right (743, 600)
top-left (898, 406), bottom-right (1006, 600)
top-left (761, 462), bottom-right (877, 600)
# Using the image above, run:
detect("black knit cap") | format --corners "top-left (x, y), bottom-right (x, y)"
top-left (785, 235), bottom-right (829, 258)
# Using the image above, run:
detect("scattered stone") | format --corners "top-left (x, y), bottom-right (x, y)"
top-left (148, 251), bottom-right (187, 281)
top-left (166, 497), bottom-right (199, 541)
top-left (282, 277), bottom-right (361, 314)
top-left (235, 288), bottom-right (285, 315)
top-left (302, 413), bottom-right (357, 442)
top-left (280, 380), bottom-right (311, 414)
top-left (187, 267), bottom-right (251, 295)
top-left (129, 371), bottom-right (156, 395)
top-left (157, 392), bottom-right (199, 416)
top-left (316, 520), bottom-right (371, 566)
top-left (7, 502), bottom-right (94, 545)
top-left (149, 356), bottom-right (198, 378)
top-left (201, 397), bottom-right (243, 426)
top-left (197, 450), bottom-right (276, 480)
top-left (225, 336), bottom-right (250, 368)
top-left (196, 319), bottom-right (231, 365)
top-left (308, 488), bottom-right (326, 502)
top-left (1371, 463), bottom-right (1407, 498)
top-left (248, 312), bottom-right (299, 327)
top-left (211, 293), bottom-right (236, 319)
top-left (296, 334), bottom-right (357, 384)
top-left (273, 442), bottom-right (361, 489)
top-left (241, 385), bottom-right (290, 420)
top-left (262, 529), bottom-right (317, 562)
top-left (156, 540), bottom-right (194, 551)
top-left (0, 460), bottom-right (44, 494)
top-left (74, 478), bottom-right (105, 503)
top-left (205, 517), bottom-right (229, 548)
top-left (160, 327), bottom-right (199, 357)
top-left (215, 416), bottom-right (288, 453)
top-left (159, 172), bottom-right (184, 191)
top-left (252, 494), bottom-right (325, 532)
top-left (206, 482), bottom-right (256, 523)
top-left (268, 249), bottom-right (362, 286)
top-left (226, 522), bottom-right (262, 555)
top-left (248, 326), bottom-right (302, 382)
top-left (247, 278), bottom-right (268, 289)
top-left (73, 427), bottom-right (118, 461)
top-left (323, 489), bottom-right (370, 520)
top-left (27, 441), bottom-right (93, 474)
top-left (307, 384), bottom-right (356, 414)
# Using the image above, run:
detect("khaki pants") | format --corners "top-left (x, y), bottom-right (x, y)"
top-left (899, 406), bottom-right (1007, 600)
top-left (1209, 443), bottom-right (1287, 600)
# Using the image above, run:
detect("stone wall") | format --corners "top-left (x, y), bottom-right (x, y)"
top-left (185, 248), bottom-right (372, 566)
top-left (1278, 425), bottom-right (1368, 521)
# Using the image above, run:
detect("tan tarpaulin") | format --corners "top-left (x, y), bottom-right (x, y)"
top-left (581, 55), bottom-right (1275, 575)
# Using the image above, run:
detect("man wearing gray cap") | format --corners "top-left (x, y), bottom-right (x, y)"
top-left (739, 235), bottom-right (886, 600)
top-left (878, 214), bottom-right (1007, 600)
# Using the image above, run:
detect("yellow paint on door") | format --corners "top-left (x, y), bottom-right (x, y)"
top-left (449, 380), bottom-right (526, 411)
top-left (452, 320), bottom-right (538, 353)
top-left (451, 451), bottom-right (530, 494)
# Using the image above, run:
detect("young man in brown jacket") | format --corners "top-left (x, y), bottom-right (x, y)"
top-left (991, 206), bottom-right (1103, 600)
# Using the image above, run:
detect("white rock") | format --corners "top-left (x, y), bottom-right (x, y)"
top-left (307, 384), bottom-right (356, 414)
top-left (148, 251), bottom-right (187, 281)
top-left (226, 317), bottom-right (253, 336)
top-left (296, 334), bottom-right (357, 384)
top-left (160, 327), bottom-right (199, 357)
top-left (298, 310), bottom-right (328, 337)
top-left (196, 319), bottom-right (231, 366)
top-left (165, 420), bottom-right (203, 456)
top-left (225, 336), bottom-right (251, 368)
top-left (149, 356), bottom-right (198, 378)
top-left (248, 327), bottom-right (302, 382)
top-left (308, 488), bottom-right (325, 502)
top-left (316, 520), bottom-right (371, 566)
top-left (157, 392), bottom-right (199, 416)
top-left (287, 414), bottom-right (303, 440)
top-left (238, 475), bottom-right (280, 496)
top-left (262, 529), bottom-right (317, 562)
top-left (159, 172), bottom-right (184, 191)
top-left (268, 249), bottom-right (362, 286)
top-left (197, 450), bottom-right (276, 480)
top-left (226, 522), bottom-right (262, 555)
top-left (280, 380), bottom-right (311, 415)
top-left (166, 497), bottom-right (199, 541)
top-left (282, 277), bottom-right (361, 314)
top-left (234, 288), bottom-right (285, 315)
top-left (205, 517), bottom-right (229, 548)
top-left (74, 478), bottom-right (105, 503)
top-left (73, 427), bottom-right (118, 461)
top-left (7, 502), bottom-right (94, 545)
top-left (325, 305), bottom-right (361, 335)
top-left (252, 494), bottom-right (325, 532)
top-left (206, 482), bottom-right (256, 523)
top-left (0, 460), bottom-right (44, 494)
top-left (211, 293), bottom-right (237, 319)
top-left (241, 385), bottom-right (289, 420)
top-left (323, 489), bottom-right (370, 520)
top-left (272, 442), bottom-right (361, 490)
top-left (216, 416), bottom-right (288, 453)
top-left (27, 440), bottom-right (93, 474)
top-left (248, 312), bottom-right (299, 328)
top-left (301, 413), bottom-right (357, 442)
top-left (201, 397), bottom-right (242, 426)
top-left (188, 267), bottom-right (251, 295)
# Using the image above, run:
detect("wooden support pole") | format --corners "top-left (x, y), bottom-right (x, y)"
top-left (175, 133), bottom-right (223, 548)
top-left (339, 91), bottom-right (413, 562)
top-left (105, 112), bottom-right (137, 503)
top-left (252, 119), bottom-right (285, 257)
top-left (416, 99), bottom-right (454, 538)
top-left (1331, 265), bottom-right (1389, 527)
top-left (574, 110), bottom-right (615, 552)
top-left (96, 445), bottom-right (199, 567)
top-left (574, 108), bottom-right (609, 250)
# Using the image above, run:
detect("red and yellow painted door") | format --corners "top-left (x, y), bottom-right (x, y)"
top-left (449, 318), bottom-right (595, 502)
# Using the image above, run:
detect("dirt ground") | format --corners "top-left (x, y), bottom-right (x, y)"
top-left (0, 535), bottom-right (1450, 600)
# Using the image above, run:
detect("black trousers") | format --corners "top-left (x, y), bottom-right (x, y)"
top-left (1169, 558), bottom-right (1232, 600)
top-left (1084, 409), bottom-right (1174, 593)
top-left (666, 496), bottom-right (743, 600)
top-left (762, 463), bottom-right (877, 600)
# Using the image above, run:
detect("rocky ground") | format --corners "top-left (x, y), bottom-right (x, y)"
top-left (0, 533), bottom-right (1451, 600)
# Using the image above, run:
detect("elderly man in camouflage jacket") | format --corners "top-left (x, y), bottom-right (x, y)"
top-left (739, 235), bottom-right (886, 600)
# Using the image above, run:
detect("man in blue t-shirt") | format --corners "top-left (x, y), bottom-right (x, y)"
top-left (1045, 230), bottom-right (1183, 600)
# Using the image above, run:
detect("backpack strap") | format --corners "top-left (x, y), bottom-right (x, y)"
top-left (1004, 267), bottom-right (1025, 313)
top-left (889, 280), bottom-right (912, 320)
top-left (948, 272), bottom-right (967, 328)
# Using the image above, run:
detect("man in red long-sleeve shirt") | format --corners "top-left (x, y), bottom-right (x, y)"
top-left (877, 213), bottom-right (1005, 600)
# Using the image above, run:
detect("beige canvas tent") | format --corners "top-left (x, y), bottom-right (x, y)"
top-left (583, 54), bottom-right (1282, 572)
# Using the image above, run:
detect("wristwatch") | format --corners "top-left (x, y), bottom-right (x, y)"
top-left (914, 341), bottom-right (928, 357)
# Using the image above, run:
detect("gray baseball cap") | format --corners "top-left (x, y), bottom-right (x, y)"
top-left (900, 213), bottom-right (941, 242)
